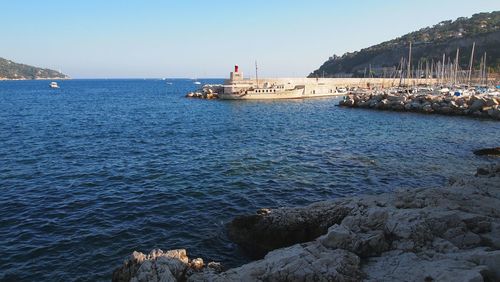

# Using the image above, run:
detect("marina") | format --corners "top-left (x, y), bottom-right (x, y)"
top-left (186, 65), bottom-right (432, 100)
top-left (187, 41), bottom-right (500, 110)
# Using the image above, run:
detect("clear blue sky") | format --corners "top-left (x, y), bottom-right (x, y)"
top-left (1, 0), bottom-right (499, 78)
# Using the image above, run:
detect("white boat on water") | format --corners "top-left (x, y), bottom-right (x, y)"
top-left (193, 81), bottom-right (201, 85)
top-left (219, 85), bottom-right (307, 100)
top-left (49, 82), bottom-right (59, 89)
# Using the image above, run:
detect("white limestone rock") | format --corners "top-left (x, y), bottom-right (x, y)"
top-left (113, 164), bottom-right (500, 282)
top-left (189, 243), bottom-right (361, 282)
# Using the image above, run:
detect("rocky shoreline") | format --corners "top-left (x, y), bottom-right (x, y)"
top-left (339, 92), bottom-right (500, 120)
top-left (0, 77), bottom-right (70, 81)
top-left (113, 163), bottom-right (500, 281)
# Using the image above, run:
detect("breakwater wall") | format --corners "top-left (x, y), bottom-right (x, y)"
top-left (339, 92), bottom-right (500, 120)
top-left (186, 79), bottom-right (440, 99)
top-left (223, 78), bottom-right (440, 96)
top-left (249, 77), bottom-right (439, 88)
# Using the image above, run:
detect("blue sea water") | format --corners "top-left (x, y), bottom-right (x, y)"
top-left (0, 79), bottom-right (499, 281)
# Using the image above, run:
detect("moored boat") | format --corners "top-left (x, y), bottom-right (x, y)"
top-left (219, 85), bottom-right (306, 100)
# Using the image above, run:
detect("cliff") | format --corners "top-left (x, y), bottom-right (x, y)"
top-left (0, 57), bottom-right (68, 80)
top-left (309, 11), bottom-right (500, 78)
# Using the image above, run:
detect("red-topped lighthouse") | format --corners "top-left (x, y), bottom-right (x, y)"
top-left (230, 65), bottom-right (242, 81)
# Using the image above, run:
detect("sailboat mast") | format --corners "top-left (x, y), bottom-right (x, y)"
top-left (468, 42), bottom-right (475, 86)
top-left (255, 60), bottom-right (259, 88)
top-left (479, 54), bottom-right (484, 85)
top-left (430, 59), bottom-right (434, 86)
top-left (399, 57), bottom-right (404, 87)
top-left (484, 52), bottom-right (488, 86)
top-left (407, 42), bottom-right (412, 82)
top-left (454, 48), bottom-right (460, 85)
top-left (425, 60), bottom-right (432, 84)
top-left (441, 54), bottom-right (445, 85)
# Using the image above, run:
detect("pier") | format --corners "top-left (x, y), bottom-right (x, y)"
top-left (186, 65), bottom-right (442, 100)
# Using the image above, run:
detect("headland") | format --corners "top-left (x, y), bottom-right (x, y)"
top-left (0, 57), bottom-right (69, 80)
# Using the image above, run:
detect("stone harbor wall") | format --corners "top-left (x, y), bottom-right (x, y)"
top-left (339, 92), bottom-right (500, 120)
top-left (236, 77), bottom-right (438, 89)
top-left (113, 163), bottom-right (500, 281)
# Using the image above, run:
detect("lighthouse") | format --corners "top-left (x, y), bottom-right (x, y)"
top-left (230, 65), bottom-right (243, 81)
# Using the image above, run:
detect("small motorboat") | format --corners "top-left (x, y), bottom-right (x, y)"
top-left (193, 81), bottom-right (201, 85)
top-left (49, 82), bottom-right (59, 89)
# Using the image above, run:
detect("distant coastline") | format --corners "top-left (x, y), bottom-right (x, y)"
top-left (0, 77), bottom-right (70, 81)
top-left (0, 57), bottom-right (69, 80)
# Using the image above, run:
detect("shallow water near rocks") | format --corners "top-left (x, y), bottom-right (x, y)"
top-left (0, 79), bottom-right (499, 281)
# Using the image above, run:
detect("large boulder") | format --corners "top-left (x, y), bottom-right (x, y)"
top-left (366, 99), bottom-right (376, 108)
top-left (473, 147), bottom-right (500, 157)
top-left (345, 98), bottom-right (356, 106)
top-left (410, 102), bottom-right (422, 111)
top-left (320, 224), bottom-right (389, 257)
top-left (226, 202), bottom-right (351, 258)
top-left (487, 106), bottom-right (500, 120)
top-left (485, 97), bottom-right (499, 107)
top-left (362, 250), bottom-right (490, 282)
top-left (112, 249), bottom-right (190, 282)
top-left (422, 103), bottom-right (433, 113)
top-left (112, 249), bottom-right (226, 282)
top-left (189, 243), bottom-right (361, 282)
top-left (391, 101), bottom-right (405, 111)
top-left (387, 95), bottom-right (407, 103)
top-left (469, 98), bottom-right (486, 112)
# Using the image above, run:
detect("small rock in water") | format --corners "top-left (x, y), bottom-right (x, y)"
top-left (473, 147), bottom-right (500, 156)
top-left (207, 261), bottom-right (223, 272)
top-left (257, 208), bottom-right (271, 215)
top-left (190, 258), bottom-right (204, 270)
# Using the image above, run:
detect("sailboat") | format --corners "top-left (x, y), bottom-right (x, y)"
top-left (189, 76), bottom-right (201, 85)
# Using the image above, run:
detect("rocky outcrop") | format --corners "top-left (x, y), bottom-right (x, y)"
top-left (339, 93), bottom-right (500, 120)
top-left (186, 85), bottom-right (222, 99)
top-left (112, 249), bottom-right (222, 282)
top-left (474, 147), bottom-right (500, 156)
top-left (188, 245), bottom-right (361, 282)
top-left (227, 204), bottom-right (351, 258)
top-left (113, 164), bottom-right (500, 281)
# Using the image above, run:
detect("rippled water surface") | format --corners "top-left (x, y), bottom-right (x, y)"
top-left (1, 79), bottom-right (499, 281)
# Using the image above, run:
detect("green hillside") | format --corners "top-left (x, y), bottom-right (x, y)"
top-left (0, 57), bottom-right (68, 80)
top-left (309, 11), bottom-right (500, 78)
